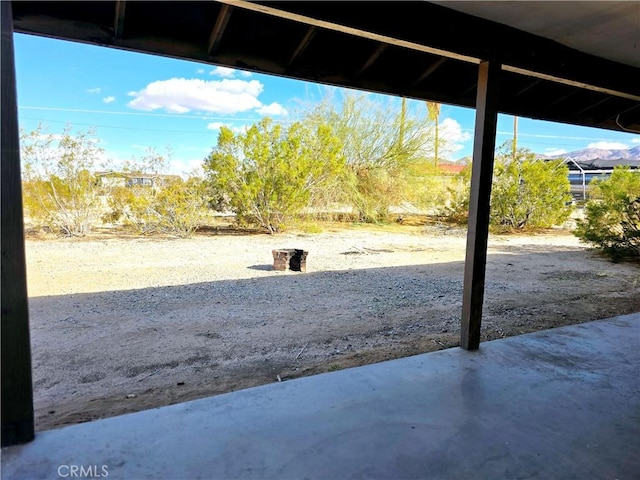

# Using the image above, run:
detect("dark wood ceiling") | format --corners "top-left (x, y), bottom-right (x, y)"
top-left (11, 1), bottom-right (640, 133)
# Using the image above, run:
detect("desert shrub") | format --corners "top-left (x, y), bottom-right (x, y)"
top-left (439, 145), bottom-right (573, 230)
top-left (304, 94), bottom-right (436, 223)
top-left (347, 164), bottom-right (407, 223)
top-left (107, 177), bottom-right (209, 238)
top-left (491, 151), bottom-right (573, 229)
top-left (204, 118), bottom-right (345, 233)
top-left (152, 178), bottom-right (210, 238)
top-left (404, 164), bottom-right (461, 216)
top-left (438, 165), bottom-right (471, 223)
top-left (106, 185), bottom-right (157, 234)
top-left (575, 167), bottom-right (640, 261)
top-left (21, 125), bottom-right (104, 236)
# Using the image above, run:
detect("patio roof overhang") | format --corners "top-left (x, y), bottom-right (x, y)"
top-left (2, 0), bottom-right (639, 447)
top-left (9, 0), bottom-right (640, 132)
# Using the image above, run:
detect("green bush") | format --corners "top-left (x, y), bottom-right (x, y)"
top-left (304, 94), bottom-right (435, 223)
top-left (107, 177), bottom-right (208, 238)
top-left (152, 178), bottom-right (210, 238)
top-left (439, 145), bottom-right (573, 230)
top-left (106, 185), bottom-right (155, 234)
top-left (490, 151), bottom-right (573, 229)
top-left (575, 167), bottom-right (640, 261)
top-left (204, 118), bottom-right (345, 233)
top-left (438, 165), bottom-right (471, 223)
top-left (21, 125), bottom-right (103, 236)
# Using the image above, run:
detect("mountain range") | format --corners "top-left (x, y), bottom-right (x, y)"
top-left (542, 145), bottom-right (640, 162)
top-left (455, 145), bottom-right (640, 164)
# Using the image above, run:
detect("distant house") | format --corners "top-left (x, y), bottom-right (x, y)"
top-left (437, 163), bottom-right (466, 175)
top-left (95, 171), bottom-right (181, 188)
top-left (124, 173), bottom-right (182, 187)
top-left (560, 157), bottom-right (640, 201)
top-left (94, 171), bottom-right (128, 188)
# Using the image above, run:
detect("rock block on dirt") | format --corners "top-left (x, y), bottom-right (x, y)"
top-left (272, 249), bottom-right (308, 272)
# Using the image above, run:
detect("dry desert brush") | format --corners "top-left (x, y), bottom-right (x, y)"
top-left (575, 166), bottom-right (640, 261)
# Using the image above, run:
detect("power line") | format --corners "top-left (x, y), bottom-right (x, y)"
top-left (19, 106), bottom-right (636, 152)
top-left (18, 105), bottom-right (268, 121)
top-left (20, 116), bottom-right (217, 135)
top-left (22, 106), bottom-right (632, 142)
top-left (494, 129), bottom-right (634, 142)
top-left (21, 117), bottom-right (629, 152)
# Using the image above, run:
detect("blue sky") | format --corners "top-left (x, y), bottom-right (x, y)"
top-left (14, 33), bottom-right (640, 176)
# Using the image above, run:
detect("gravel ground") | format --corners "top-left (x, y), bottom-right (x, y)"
top-left (25, 225), bottom-right (639, 431)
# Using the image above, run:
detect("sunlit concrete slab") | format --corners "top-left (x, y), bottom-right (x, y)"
top-left (3, 313), bottom-right (639, 479)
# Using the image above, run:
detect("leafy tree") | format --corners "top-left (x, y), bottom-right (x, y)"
top-left (21, 124), bottom-right (104, 236)
top-left (575, 167), bottom-right (640, 261)
top-left (303, 93), bottom-right (435, 222)
top-left (490, 143), bottom-right (573, 229)
top-left (204, 118), bottom-right (345, 233)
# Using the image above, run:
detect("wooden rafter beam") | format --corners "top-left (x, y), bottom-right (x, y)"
top-left (513, 78), bottom-right (542, 98)
top-left (460, 82), bottom-right (478, 99)
top-left (217, 0), bottom-right (480, 64)
top-left (572, 97), bottom-right (610, 117)
top-left (114, 1), bottom-right (126, 39)
top-left (502, 65), bottom-right (640, 102)
top-left (545, 88), bottom-right (579, 109)
top-left (287, 26), bottom-right (317, 67)
top-left (220, 0), bottom-right (639, 102)
top-left (354, 43), bottom-right (388, 79)
top-left (410, 57), bottom-right (447, 87)
top-left (286, 26), bottom-right (317, 67)
top-left (208, 4), bottom-right (233, 56)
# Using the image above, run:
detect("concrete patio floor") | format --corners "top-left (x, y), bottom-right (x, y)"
top-left (2, 313), bottom-right (639, 479)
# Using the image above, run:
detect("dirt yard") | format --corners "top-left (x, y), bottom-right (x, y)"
top-left (25, 224), bottom-right (639, 431)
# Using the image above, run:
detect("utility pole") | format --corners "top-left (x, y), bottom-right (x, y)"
top-left (512, 115), bottom-right (518, 161)
top-left (427, 102), bottom-right (441, 167)
top-left (399, 97), bottom-right (406, 148)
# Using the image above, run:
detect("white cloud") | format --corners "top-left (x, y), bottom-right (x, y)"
top-left (587, 141), bottom-right (629, 150)
top-left (196, 68), bottom-right (205, 74)
top-left (168, 159), bottom-right (206, 178)
top-left (127, 78), bottom-right (264, 114)
top-left (127, 91), bottom-right (137, 97)
top-left (103, 96), bottom-right (116, 104)
top-left (210, 66), bottom-right (236, 78)
top-left (630, 138), bottom-right (640, 144)
top-left (35, 133), bottom-right (64, 142)
top-left (439, 117), bottom-right (472, 154)
top-left (545, 148), bottom-right (567, 156)
top-left (206, 122), bottom-right (227, 131)
top-left (255, 102), bottom-right (288, 116)
top-left (240, 71), bottom-right (252, 78)
top-left (86, 87), bottom-right (101, 94)
top-left (206, 122), bottom-right (245, 134)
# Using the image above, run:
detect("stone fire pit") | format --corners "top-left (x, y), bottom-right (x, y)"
top-left (272, 249), bottom-right (308, 272)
